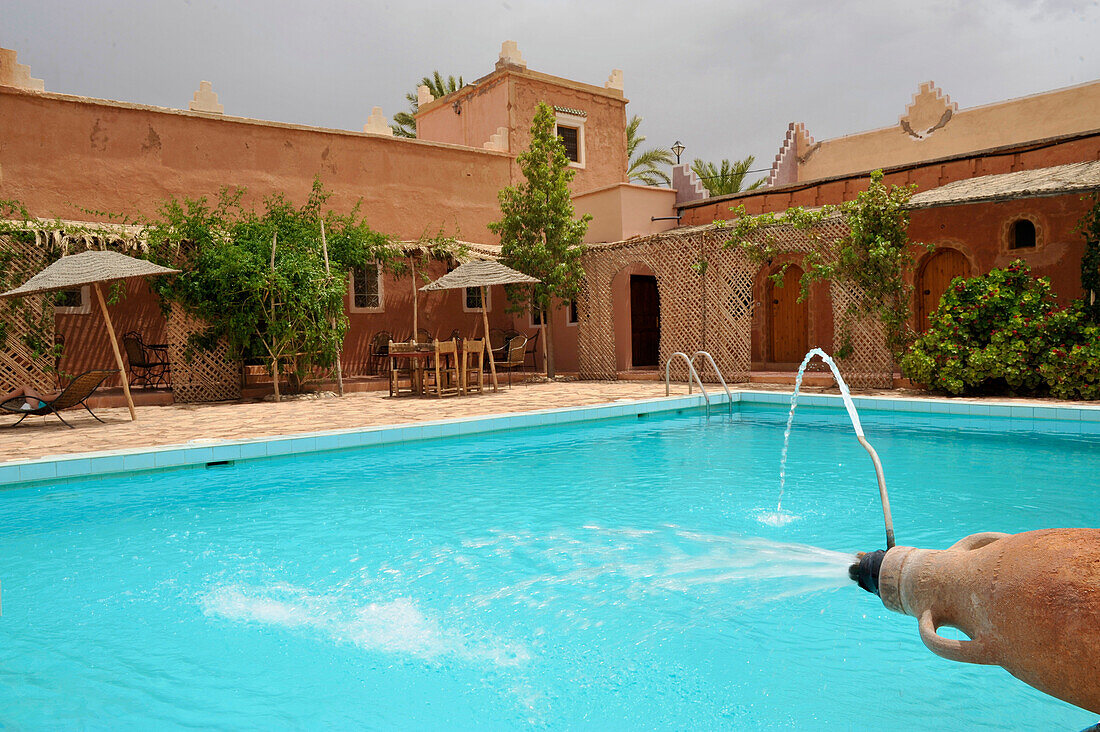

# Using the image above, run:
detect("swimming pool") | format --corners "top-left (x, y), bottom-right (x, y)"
top-left (1, 401), bottom-right (1097, 729)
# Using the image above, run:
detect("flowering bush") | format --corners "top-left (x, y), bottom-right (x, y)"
top-left (1039, 320), bottom-right (1100, 400)
top-left (901, 261), bottom-right (1097, 398)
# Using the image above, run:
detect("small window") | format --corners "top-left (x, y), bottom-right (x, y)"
top-left (464, 286), bottom-right (489, 312)
top-left (1011, 219), bottom-right (1037, 249)
top-left (350, 264), bottom-right (382, 310)
top-left (531, 304), bottom-right (545, 326)
top-left (54, 286), bottom-right (90, 314)
top-left (568, 299), bottom-right (579, 324)
top-left (557, 126), bottom-right (580, 163)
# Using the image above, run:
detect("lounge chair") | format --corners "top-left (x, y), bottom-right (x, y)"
top-left (1, 369), bottom-right (117, 428)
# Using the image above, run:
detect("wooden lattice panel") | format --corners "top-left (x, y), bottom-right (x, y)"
top-left (166, 306), bottom-right (241, 403)
top-left (577, 219), bottom-right (893, 388)
top-left (0, 233), bottom-right (55, 393)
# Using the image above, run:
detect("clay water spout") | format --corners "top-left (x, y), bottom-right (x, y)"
top-left (852, 528), bottom-right (1100, 714)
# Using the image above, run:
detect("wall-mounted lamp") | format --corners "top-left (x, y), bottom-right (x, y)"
top-left (671, 140), bottom-right (685, 165)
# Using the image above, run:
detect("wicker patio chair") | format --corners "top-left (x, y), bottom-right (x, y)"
top-left (1, 369), bottom-right (117, 428)
top-left (368, 330), bottom-right (392, 375)
top-left (424, 339), bottom-right (460, 398)
top-left (523, 329), bottom-right (541, 369)
top-left (122, 331), bottom-right (170, 388)
top-left (490, 328), bottom-right (520, 363)
top-left (416, 327), bottom-right (432, 344)
top-left (499, 334), bottom-right (528, 388)
top-left (388, 340), bottom-right (419, 396)
top-left (461, 338), bottom-right (485, 395)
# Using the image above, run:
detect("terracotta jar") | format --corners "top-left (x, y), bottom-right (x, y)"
top-left (867, 529), bottom-right (1100, 714)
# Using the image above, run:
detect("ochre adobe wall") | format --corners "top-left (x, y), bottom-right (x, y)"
top-left (0, 87), bottom-right (511, 242)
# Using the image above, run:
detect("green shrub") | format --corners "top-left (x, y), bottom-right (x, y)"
top-left (1040, 319), bottom-right (1100, 400)
top-left (901, 261), bottom-right (1060, 395)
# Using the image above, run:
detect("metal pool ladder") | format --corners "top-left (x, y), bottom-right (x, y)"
top-left (664, 351), bottom-right (733, 417)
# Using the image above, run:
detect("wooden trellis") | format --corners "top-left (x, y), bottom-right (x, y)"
top-left (0, 233), bottom-right (55, 394)
top-left (166, 306), bottom-right (241, 403)
top-left (577, 220), bottom-right (894, 389)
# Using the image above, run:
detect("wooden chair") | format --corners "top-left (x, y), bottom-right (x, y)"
top-left (388, 340), bottom-right (418, 396)
top-left (460, 338), bottom-right (485, 395)
top-left (368, 330), bottom-right (392, 375)
top-left (424, 339), bottom-right (460, 398)
top-left (499, 334), bottom-right (528, 388)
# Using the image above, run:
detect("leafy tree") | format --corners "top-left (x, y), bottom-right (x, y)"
top-left (489, 102), bottom-right (590, 378)
top-left (391, 71), bottom-right (465, 138)
top-left (626, 115), bottom-right (674, 186)
top-left (144, 180), bottom-right (396, 396)
top-left (691, 156), bottom-right (765, 197)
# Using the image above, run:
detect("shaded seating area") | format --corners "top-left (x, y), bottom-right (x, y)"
top-left (1, 369), bottom-right (116, 428)
top-left (122, 331), bottom-right (171, 389)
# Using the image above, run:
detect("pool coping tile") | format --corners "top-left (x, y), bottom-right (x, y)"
top-left (3, 389), bottom-right (1097, 488)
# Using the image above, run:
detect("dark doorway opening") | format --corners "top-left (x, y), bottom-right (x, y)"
top-left (630, 274), bottom-right (660, 367)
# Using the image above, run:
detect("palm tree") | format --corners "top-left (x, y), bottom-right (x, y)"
top-left (626, 115), bottom-right (674, 186)
top-left (690, 156), bottom-right (766, 197)
top-left (391, 71), bottom-right (465, 138)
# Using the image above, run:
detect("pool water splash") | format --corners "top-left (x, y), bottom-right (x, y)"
top-left (200, 583), bottom-right (531, 667)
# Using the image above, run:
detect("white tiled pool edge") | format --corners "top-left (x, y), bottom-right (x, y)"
top-left (0, 393), bottom-right (715, 487)
top-left (3, 390), bottom-right (1098, 488)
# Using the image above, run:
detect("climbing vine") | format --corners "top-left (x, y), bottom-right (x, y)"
top-left (0, 199), bottom-right (63, 367)
top-left (721, 170), bottom-right (928, 360)
top-left (1075, 193), bottom-right (1100, 323)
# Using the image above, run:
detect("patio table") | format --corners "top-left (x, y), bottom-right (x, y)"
top-left (389, 343), bottom-right (484, 396)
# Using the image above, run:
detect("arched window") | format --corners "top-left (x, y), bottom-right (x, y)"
top-left (1011, 218), bottom-right (1037, 249)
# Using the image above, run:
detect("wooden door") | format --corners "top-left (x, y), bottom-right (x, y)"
top-left (630, 275), bottom-right (660, 367)
top-left (917, 249), bottom-right (970, 332)
top-left (768, 264), bottom-right (808, 363)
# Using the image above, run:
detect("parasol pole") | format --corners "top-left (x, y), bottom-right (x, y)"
top-left (411, 256), bottom-right (418, 340)
top-left (481, 285), bottom-right (499, 391)
top-left (319, 217), bottom-right (344, 396)
top-left (92, 282), bottom-right (137, 421)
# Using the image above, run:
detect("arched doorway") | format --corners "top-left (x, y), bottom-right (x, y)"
top-left (630, 274), bottom-right (660, 367)
top-left (767, 264), bottom-right (808, 364)
top-left (916, 248), bottom-right (970, 332)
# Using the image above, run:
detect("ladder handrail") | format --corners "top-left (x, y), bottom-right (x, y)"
top-left (692, 351), bottom-right (733, 417)
top-left (665, 352), bottom-right (710, 416)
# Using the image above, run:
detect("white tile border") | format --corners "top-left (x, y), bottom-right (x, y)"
top-left (0, 393), bottom-right (716, 488)
top-left (3, 389), bottom-right (1096, 489)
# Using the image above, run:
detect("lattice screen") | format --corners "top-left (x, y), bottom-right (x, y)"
top-left (0, 233), bottom-right (55, 393)
top-left (577, 220), bottom-right (893, 388)
top-left (166, 306), bottom-right (241, 403)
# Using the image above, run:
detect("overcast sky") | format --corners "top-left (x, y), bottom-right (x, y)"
top-left (3, 0), bottom-right (1099, 183)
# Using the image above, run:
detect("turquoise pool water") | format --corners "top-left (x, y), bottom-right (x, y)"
top-left (1, 404), bottom-right (1097, 729)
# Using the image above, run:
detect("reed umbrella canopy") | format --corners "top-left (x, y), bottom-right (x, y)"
top-left (420, 260), bottom-right (539, 391)
top-left (1, 250), bottom-right (180, 421)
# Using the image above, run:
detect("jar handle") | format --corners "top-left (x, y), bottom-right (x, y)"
top-left (948, 532), bottom-right (1010, 552)
top-left (919, 609), bottom-right (996, 666)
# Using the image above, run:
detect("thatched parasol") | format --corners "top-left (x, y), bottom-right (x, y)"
top-left (421, 260), bottom-right (539, 391)
top-left (1, 250), bottom-right (180, 421)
